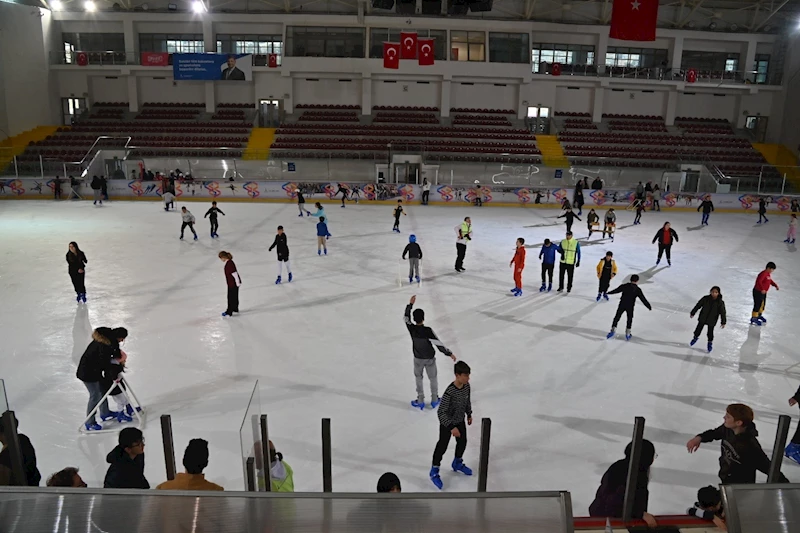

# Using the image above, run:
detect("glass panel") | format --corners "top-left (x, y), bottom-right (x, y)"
top-left (239, 380), bottom-right (263, 491)
top-left (538, 107), bottom-right (549, 118)
top-left (0, 380), bottom-right (8, 413)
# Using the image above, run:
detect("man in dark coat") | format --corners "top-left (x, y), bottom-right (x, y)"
top-left (104, 427), bottom-right (149, 489)
top-left (0, 413), bottom-right (41, 486)
top-left (690, 286), bottom-right (726, 352)
top-left (90, 175), bottom-right (103, 205)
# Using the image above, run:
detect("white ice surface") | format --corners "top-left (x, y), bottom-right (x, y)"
top-left (1, 200), bottom-right (799, 514)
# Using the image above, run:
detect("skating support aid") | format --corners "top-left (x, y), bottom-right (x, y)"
top-left (78, 377), bottom-right (146, 435)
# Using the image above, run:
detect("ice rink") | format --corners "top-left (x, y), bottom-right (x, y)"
top-left (1, 199), bottom-right (799, 513)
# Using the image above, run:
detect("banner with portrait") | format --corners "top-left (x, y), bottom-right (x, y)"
top-left (173, 53), bottom-right (253, 81)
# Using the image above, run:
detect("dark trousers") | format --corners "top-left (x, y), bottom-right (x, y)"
top-left (634, 212), bottom-right (642, 224)
top-left (792, 405), bottom-right (800, 444)
top-left (422, 190), bottom-right (430, 204)
top-left (181, 221), bottom-right (197, 238)
top-left (432, 422), bottom-right (467, 467)
top-left (226, 286), bottom-right (240, 314)
top-left (759, 211), bottom-right (768, 223)
top-left (84, 381), bottom-right (111, 418)
top-left (598, 275), bottom-right (611, 294)
top-left (657, 243), bottom-right (672, 263)
top-left (701, 212), bottom-right (710, 225)
top-left (541, 263), bottom-right (554, 285)
top-left (558, 263), bottom-right (575, 291)
top-left (693, 321), bottom-right (715, 342)
top-left (565, 219), bottom-right (573, 233)
top-left (69, 270), bottom-right (86, 294)
top-left (612, 304), bottom-right (634, 330)
top-left (752, 288), bottom-right (766, 318)
top-left (455, 243), bottom-right (467, 270)
top-left (393, 217), bottom-right (401, 231)
top-left (652, 199), bottom-right (660, 211)
top-left (209, 218), bottom-right (219, 235)
top-left (54, 187), bottom-right (61, 199)
top-left (474, 196), bottom-right (482, 207)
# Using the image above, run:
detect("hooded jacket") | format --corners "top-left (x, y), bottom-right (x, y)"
top-left (91, 176), bottom-right (102, 190)
top-left (652, 227), bottom-right (679, 245)
top-left (698, 423), bottom-right (789, 484)
top-left (691, 294), bottom-right (727, 326)
top-left (76, 328), bottom-right (121, 383)
top-left (608, 283), bottom-right (651, 310)
top-left (589, 457), bottom-right (650, 519)
top-left (103, 445), bottom-right (150, 489)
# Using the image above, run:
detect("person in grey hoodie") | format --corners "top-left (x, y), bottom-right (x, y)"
top-left (180, 206), bottom-right (198, 241)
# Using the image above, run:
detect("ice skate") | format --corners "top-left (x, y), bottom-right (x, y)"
top-left (606, 328), bottom-right (616, 339)
top-left (596, 293), bottom-right (602, 302)
top-left (547, 284), bottom-right (552, 292)
top-left (758, 315), bottom-right (767, 323)
top-left (690, 337), bottom-right (698, 346)
top-left (411, 400), bottom-right (425, 411)
top-left (557, 287), bottom-right (563, 293)
top-left (288, 273), bottom-right (293, 282)
top-left (180, 235), bottom-right (184, 240)
top-left (431, 398), bottom-right (440, 409)
top-left (125, 404), bottom-right (142, 416)
top-left (101, 411), bottom-right (122, 422)
top-left (792, 239), bottom-right (796, 244)
top-left (324, 249), bottom-right (327, 255)
top-left (76, 294), bottom-right (81, 303)
top-left (81, 293), bottom-right (86, 303)
top-left (668, 260), bottom-right (672, 266)
top-left (415, 276), bottom-right (420, 283)
top-left (410, 277), bottom-right (414, 284)
top-left (603, 293), bottom-right (609, 301)
top-left (625, 329), bottom-right (632, 341)
top-left (707, 342), bottom-right (713, 353)
top-left (750, 317), bottom-right (763, 326)
top-left (275, 275), bottom-right (282, 285)
top-left (193, 235), bottom-right (198, 241)
top-left (655, 259), bottom-right (660, 266)
top-left (514, 289), bottom-right (522, 297)
top-left (452, 458), bottom-right (473, 476)
top-left (298, 213), bottom-right (304, 217)
top-left (116, 411), bottom-right (133, 423)
top-left (430, 466), bottom-right (443, 490)
top-left (785, 442), bottom-right (800, 465)
top-left (84, 422), bottom-right (102, 431)
top-left (539, 283), bottom-right (546, 292)
top-left (318, 250), bottom-right (322, 256)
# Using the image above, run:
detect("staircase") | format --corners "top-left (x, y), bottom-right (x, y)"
top-left (753, 143), bottom-right (800, 190)
top-left (0, 126), bottom-right (60, 171)
top-left (242, 128), bottom-right (276, 160)
top-left (536, 135), bottom-right (570, 167)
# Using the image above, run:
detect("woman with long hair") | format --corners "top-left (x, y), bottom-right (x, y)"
top-left (219, 251), bottom-right (242, 317)
top-left (66, 242), bottom-right (88, 303)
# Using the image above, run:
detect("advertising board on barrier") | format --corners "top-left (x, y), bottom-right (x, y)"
top-left (173, 53), bottom-right (253, 81)
top-left (140, 52), bottom-right (169, 67)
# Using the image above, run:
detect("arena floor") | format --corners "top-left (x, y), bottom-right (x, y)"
top-left (0, 199), bottom-right (798, 513)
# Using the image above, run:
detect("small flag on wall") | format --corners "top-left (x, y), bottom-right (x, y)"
top-left (418, 39), bottom-right (435, 66)
top-left (609, 0), bottom-right (659, 41)
top-left (383, 43), bottom-right (400, 69)
top-left (400, 32), bottom-right (418, 60)
top-left (268, 54), bottom-right (278, 68)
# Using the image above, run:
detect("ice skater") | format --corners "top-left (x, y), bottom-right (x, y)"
top-left (605, 274), bottom-right (652, 341)
top-left (76, 327), bottom-right (129, 431)
top-left (350, 185), bottom-right (361, 204)
top-left (689, 286), bottom-right (726, 353)
top-left (757, 197), bottom-right (769, 224)
top-left (402, 234), bottom-right (422, 284)
top-left (421, 178), bottom-right (431, 205)
top-left (204, 201), bottom-right (226, 238)
top-left (269, 226), bottom-right (292, 284)
top-left (538, 238), bottom-right (556, 292)
top-left (393, 199), bottom-right (406, 233)
top-left (219, 251), bottom-right (241, 317)
top-left (557, 208), bottom-right (581, 234)
top-left (336, 183), bottom-right (349, 208)
top-left (652, 222), bottom-right (678, 266)
top-left (785, 386), bottom-right (800, 464)
top-left (573, 187), bottom-right (584, 216)
top-left (162, 189), bottom-right (175, 211)
top-left (316, 216), bottom-right (331, 256)
top-left (309, 202), bottom-right (327, 228)
top-left (404, 295), bottom-right (456, 411)
top-left (697, 197), bottom-right (714, 226)
top-left (595, 251), bottom-right (617, 302)
top-left (509, 237), bottom-right (526, 296)
top-left (297, 186), bottom-right (308, 217)
top-left (556, 231), bottom-right (581, 293)
top-left (791, 199), bottom-right (799, 214)
top-left (429, 361), bottom-right (473, 490)
top-left (67, 241), bottom-right (88, 303)
top-left (784, 214), bottom-right (797, 244)
top-left (91, 175), bottom-right (103, 205)
top-left (454, 217), bottom-right (472, 272)
top-left (586, 209), bottom-right (599, 238)
top-left (633, 201), bottom-right (645, 225)
top-left (602, 208), bottom-right (616, 240)
top-left (180, 207), bottom-right (198, 241)
top-left (751, 261), bottom-right (778, 326)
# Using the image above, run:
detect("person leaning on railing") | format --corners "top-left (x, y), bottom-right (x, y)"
top-left (269, 440), bottom-right (294, 492)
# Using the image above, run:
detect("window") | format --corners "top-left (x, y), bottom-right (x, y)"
top-left (724, 58), bottom-right (737, 72)
top-left (61, 33), bottom-right (125, 63)
top-left (451, 31), bottom-right (485, 62)
top-left (682, 51), bottom-right (740, 73)
top-left (217, 34), bottom-right (283, 65)
top-left (286, 27), bottom-right (365, 58)
top-left (489, 33), bottom-right (529, 64)
top-left (139, 34), bottom-right (205, 54)
top-left (531, 43), bottom-right (594, 73)
top-left (755, 54), bottom-right (769, 84)
top-left (368, 29), bottom-right (447, 61)
top-left (605, 47), bottom-right (667, 68)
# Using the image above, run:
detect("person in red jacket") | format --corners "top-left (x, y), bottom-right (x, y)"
top-left (509, 238), bottom-right (526, 297)
top-left (751, 261), bottom-right (778, 326)
top-left (218, 251), bottom-right (242, 317)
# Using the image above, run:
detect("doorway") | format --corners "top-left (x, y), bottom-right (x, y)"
top-left (526, 106), bottom-right (550, 134)
top-left (63, 97), bottom-right (87, 126)
top-left (394, 163), bottom-right (420, 184)
top-left (745, 116), bottom-right (768, 143)
top-left (259, 99), bottom-right (282, 127)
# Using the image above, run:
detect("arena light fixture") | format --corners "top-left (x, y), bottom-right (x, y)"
top-left (84, 0), bottom-right (96, 11)
top-left (50, 0), bottom-right (63, 11)
top-left (192, 0), bottom-right (207, 13)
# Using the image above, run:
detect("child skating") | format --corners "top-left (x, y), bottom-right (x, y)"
top-left (606, 274), bottom-right (652, 341)
top-left (751, 261), bottom-right (778, 325)
top-left (603, 208), bottom-right (616, 240)
top-left (633, 202), bottom-right (645, 225)
top-left (336, 183), bottom-right (349, 208)
top-left (538, 238), bottom-right (556, 292)
top-left (689, 286), bottom-right (726, 353)
top-left (785, 385), bottom-right (800, 464)
top-left (697, 197), bottom-right (714, 226)
top-left (509, 237), bottom-right (526, 296)
top-left (393, 199), bottom-right (406, 233)
top-left (269, 225), bottom-right (292, 284)
top-left (557, 208), bottom-right (581, 234)
top-left (204, 201), bottom-right (226, 238)
top-left (429, 361), bottom-right (473, 490)
top-left (586, 209), bottom-right (599, 238)
top-left (402, 234), bottom-right (422, 284)
top-left (757, 197), bottom-right (769, 224)
top-left (297, 186), bottom-right (307, 217)
top-left (595, 251), bottom-right (617, 302)
top-left (316, 216), bottom-right (331, 255)
top-left (309, 202), bottom-right (328, 228)
top-left (785, 214), bottom-right (797, 243)
top-left (180, 207), bottom-right (198, 241)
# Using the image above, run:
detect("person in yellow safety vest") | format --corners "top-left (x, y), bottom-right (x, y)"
top-left (269, 440), bottom-right (294, 492)
top-left (556, 231), bottom-right (581, 293)
top-left (455, 217), bottom-right (472, 272)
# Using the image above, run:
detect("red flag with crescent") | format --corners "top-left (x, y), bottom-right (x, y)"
top-left (383, 43), bottom-right (400, 69)
top-left (418, 39), bottom-right (434, 66)
top-left (400, 32), bottom-right (417, 60)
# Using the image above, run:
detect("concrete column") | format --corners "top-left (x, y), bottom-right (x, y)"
top-left (665, 89), bottom-right (677, 126)
top-left (743, 39), bottom-right (757, 82)
top-left (123, 19), bottom-right (136, 58)
top-left (592, 87), bottom-right (604, 123)
top-left (205, 81), bottom-right (215, 113)
top-left (596, 32), bottom-right (608, 75)
top-left (203, 19), bottom-right (214, 53)
top-left (670, 36), bottom-right (683, 70)
top-left (361, 75), bottom-right (371, 116)
top-left (128, 75), bottom-right (139, 113)
top-left (441, 79), bottom-right (451, 117)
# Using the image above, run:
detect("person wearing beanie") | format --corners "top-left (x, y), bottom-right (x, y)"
top-left (157, 438), bottom-right (224, 491)
top-left (377, 472), bottom-right (401, 493)
top-left (689, 286), bottom-right (726, 353)
top-left (402, 234), bottom-right (423, 284)
top-left (269, 440), bottom-right (294, 492)
top-left (77, 327), bottom-right (131, 431)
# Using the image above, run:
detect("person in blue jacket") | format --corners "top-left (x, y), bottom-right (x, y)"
top-left (538, 238), bottom-right (557, 292)
top-left (316, 216), bottom-right (331, 255)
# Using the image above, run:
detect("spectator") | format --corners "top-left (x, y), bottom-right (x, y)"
top-left (377, 472), bottom-right (401, 493)
top-left (588, 439), bottom-right (658, 528)
top-left (687, 485), bottom-right (726, 531)
top-left (53, 176), bottom-right (62, 199)
top-left (0, 413), bottom-right (41, 486)
top-left (686, 403), bottom-right (789, 484)
top-left (47, 467), bottom-right (87, 488)
top-left (591, 177), bottom-right (603, 190)
top-left (269, 440), bottom-right (294, 492)
top-left (104, 427), bottom-right (149, 489)
top-left (100, 175), bottom-right (108, 201)
top-left (90, 175), bottom-right (103, 205)
top-left (156, 438), bottom-right (223, 491)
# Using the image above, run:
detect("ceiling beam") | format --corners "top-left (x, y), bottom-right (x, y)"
top-left (754, 0), bottom-right (790, 31)
top-left (677, 0), bottom-right (705, 28)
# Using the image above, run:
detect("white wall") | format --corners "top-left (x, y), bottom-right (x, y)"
top-left (450, 82), bottom-right (516, 110)
top-left (675, 92), bottom-right (736, 121)
top-left (55, 71), bottom-right (90, 98)
top-left (372, 80), bottom-right (440, 108)
top-left (554, 86), bottom-right (593, 114)
top-left (603, 89), bottom-right (667, 117)
top-left (519, 81), bottom-right (556, 109)
top-left (294, 78), bottom-right (362, 107)
top-left (90, 76), bottom-right (129, 104)
top-left (138, 77), bottom-right (205, 103)
top-left (216, 83), bottom-right (254, 105)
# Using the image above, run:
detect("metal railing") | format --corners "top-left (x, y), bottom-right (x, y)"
top-left (536, 63), bottom-right (781, 85)
top-left (50, 51), bottom-right (284, 67)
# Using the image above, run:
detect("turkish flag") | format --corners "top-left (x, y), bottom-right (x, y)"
top-left (268, 54), bottom-right (278, 68)
top-left (383, 43), bottom-right (400, 69)
top-left (76, 52), bottom-right (88, 66)
top-left (609, 0), bottom-right (659, 41)
top-left (400, 32), bottom-right (417, 60)
top-left (551, 62), bottom-right (562, 76)
top-left (418, 39), bottom-right (434, 66)
top-left (686, 68), bottom-right (697, 83)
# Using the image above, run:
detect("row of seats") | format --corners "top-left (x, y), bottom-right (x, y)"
top-left (675, 117), bottom-right (730, 123)
top-left (564, 150), bottom-right (763, 164)
top-left (563, 124), bottom-right (598, 130)
top-left (215, 109), bottom-right (246, 114)
top-left (602, 113), bottom-right (664, 120)
top-left (272, 142), bottom-right (540, 154)
top-left (453, 114), bottom-right (512, 121)
top-left (567, 159), bottom-right (678, 169)
top-left (271, 150), bottom-right (387, 158)
top-left (298, 116), bottom-right (360, 122)
top-left (608, 125), bottom-right (668, 132)
top-left (555, 111), bottom-right (591, 117)
top-left (681, 127), bottom-right (734, 135)
top-left (141, 102), bottom-right (205, 108)
top-left (129, 149), bottom-right (244, 158)
top-left (276, 129), bottom-right (533, 141)
top-left (300, 110), bottom-right (358, 117)
top-left (93, 102), bottom-right (128, 107)
top-left (450, 107), bottom-right (515, 115)
top-left (68, 127), bottom-right (250, 135)
top-left (278, 123), bottom-right (529, 134)
top-left (273, 137), bottom-right (538, 149)
top-left (218, 103), bottom-right (255, 108)
top-left (558, 132), bottom-right (750, 147)
top-left (375, 112), bottom-right (437, 120)
top-left (373, 105), bottom-right (439, 112)
top-left (296, 104), bottom-right (360, 109)
top-left (451, 119), bottom-right (512, 127)
top-left (373, 117), bottom-right (439, 124)
top-left (564, 145), bottom-right (764, 159)
top-left (427, 154), bottom-right (542, 163)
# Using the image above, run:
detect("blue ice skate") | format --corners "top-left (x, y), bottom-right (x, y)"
top-left (750, 317), bottom-right (763, 326)
top-left (603, 293), bottom-right (609, 301)
top-left (707, 342), bottom-right (713, 353)
top-left (539, 283), bottom-right (546, 292)
top-left (606, 329), bottom-right (616, 339)
top-left (84, 422), bottom-right (102, 431)
top-left (430, 467), bottom-right (443, 490)
top-left (288, 273), bottom-right (293, 282)
top-left (275, 276), bottom-right (282, 285)
top-left (411, 400), bottom-right (425, 410)
top-left (415, 276), bottom-right (420, 283)
top-left (785, 442), bottom-right (800, 464)
top-left (452, 458), bottom-right (473, 476)
top-left (431, 398), bottom-right (440, 409)
top-left (514, 289), bottom-right (522, 297)
top-left (596, 293), bottom-right (602, 302)
top-left (625, 332), bottom-right (632, 341)
top-left (690, 337), bottom-right (698, 346)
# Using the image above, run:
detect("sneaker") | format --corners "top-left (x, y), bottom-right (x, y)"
top-left (84, 422), bottom-right (102, 431)
top-left (606, 329), bottom-right (615, 339)
top-left (430, 466), bottom-right (443, 490)
top-left (288, 273), bottom-right (293, 282)
top-left (452, 457), bottom-right (473, 476)
top-left (411, 400), bottom-right (425, 411)
top-left (690, 337), bottom-right (698, 346)
top-left (707, 342), bottom-right (713, 353)
top-left (785, 442), bottom-right (800, 464)
top-left (431, 398), bottom-right (440, 409)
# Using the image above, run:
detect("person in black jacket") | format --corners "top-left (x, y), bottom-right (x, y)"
top-left (652, 221), bottom-right (679, 266)
top-left (430, 361), bottom-right (472, 490)
top-left (785, 385), bottom-right (800, 464)
top-left (686, 403), bottom-right (789, 484)
top-left (0, 413), bottom-right (41, 486)
top-left (204, 201), bottom-right (226, 238)
top-left (297, 186), bottom-right (308, 217)
top-left (690, 286), bottom-right (726, 352)
top-left (697, 197), bottom-right (714, 226)
top-left (606, 274), bottom-right (652, 341)
top-left (404, 295), bottom-right (456, 410)
top-left (90, 175), bottom-right (103, 205)
top-left (76, 327), bottom-right (128, 431)
top-left (269, 226), bottom-right (292, 284)
top-left (757, 197), bottom-right (769, 224)
top-left (104, 427), bottom-right (149, 489)
top-left (402, 234), bottom-right (423, 284)
top-left (66, 241), bottom-right (88, 303)
top-left (100, 175), bottom-right (108, 201)
top-left (589, 439), bottom-right (658, 528)
top-left (557, 208), bottom-right (581, 233)
top-left (586, 209), bottom-right (599, 238)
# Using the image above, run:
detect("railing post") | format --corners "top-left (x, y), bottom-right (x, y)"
top-left (1, 411), bottom-right (27, 486)
top-left (232, 158), bottom-right (238, 181)
top-left (758, 167), bottom-right (763, 193)
top-left (13, 155), bottom-right (18, 177)
top-left (622, 416), bottom-right (646, 523)
top-left (781, 173), bottom-right (786, 195)
top-left (322, 417), bottom-right (332, 492)
top-left (259, 414), bottom-right (271, 492)
top-left (160, 414), bottom-right (176, 481)
top-left (39, 155), bottom-right (44, 180)
top-left (246, 457), bottom-right (256, 491)
top-left (767, 414), bottom-right (791, 483)
top-left (477, 417), bottom-right (492, 492)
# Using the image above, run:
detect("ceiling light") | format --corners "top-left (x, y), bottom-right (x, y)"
top-left (708, 22), bottom-right (717, 30)
top-left (50, 0), bottom-right (63, 10)
top-left (84, 0), bottom-right (96, 11)
top-left (192, 0), bottom-right (207, 12)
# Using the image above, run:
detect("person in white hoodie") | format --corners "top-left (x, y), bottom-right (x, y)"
top-left (180, 206), bottom-right (198, 241)
top-left (163, 190), bottom-right (175, 211)
top-left (421, 178), bottom-right (431, 205)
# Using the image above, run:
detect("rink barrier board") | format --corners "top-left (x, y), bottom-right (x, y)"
top-left (0, 178), bottom-right (797, 213)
